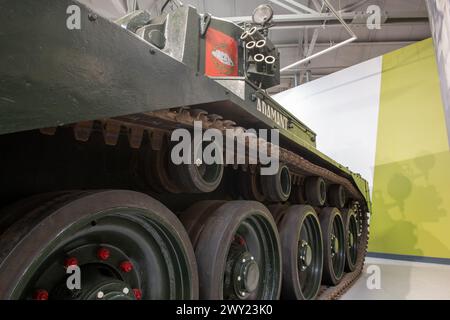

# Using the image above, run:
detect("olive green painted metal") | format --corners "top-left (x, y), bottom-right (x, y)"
top-left (0, 0), bottom-right (229, 135)
top-left (0, 0), bottom-right (371, 208)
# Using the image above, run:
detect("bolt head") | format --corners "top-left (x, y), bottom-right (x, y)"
top-left (133, 289), bottom-right (142, 300)
top-left (97, 247), bottom-right (110, 261)
top-left (120, 261), bottom-right (133, 273)
top-left (88, 13), bottom-right (98, 21)
top-left (123, 287), bottom-right (130, 295)
top-left (33, 289), bottom-right (49, 300)
top-left (235, 235), bottom-right (246, 246)
top-left (64, 257), bottom-right (78, 268)
top-left (97, 291), bottom-right (104, 299)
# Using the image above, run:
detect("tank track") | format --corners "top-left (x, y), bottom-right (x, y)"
top-left (317, 202), bottom-right (369, 300)
top-left (40, 107), bottom-right (370, 300)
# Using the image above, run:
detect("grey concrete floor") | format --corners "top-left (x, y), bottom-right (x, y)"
top-left (341, 257), bottom-right (450, 300)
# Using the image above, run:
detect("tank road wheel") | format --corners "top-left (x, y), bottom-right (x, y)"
top-left (238, 170), bottom-right (266, 202)
top-left (277, 206), bottom-right (323, 300)
top-left (305, 176), bottom-right (327, 206)
top-left (149, 143), bottom-right (183, 194)
top-left (319, 208), bottom-right (346, 285)
top-left (268, 203), bottom-right (289, 225)
top-left (0, 191), bottom-right (198, 300)
top-left (182, 201), bottom-right (281, 300)
top-left (172, 139), bottom-right (224, 193)
top-left (261, 165), bottom-right (292, 202)
top-left (328, 184), bottom-right (347, 209)
top-left (342, 208), bottom-right (358, 272)
top-left (179, 201), bottom-right (226, 248)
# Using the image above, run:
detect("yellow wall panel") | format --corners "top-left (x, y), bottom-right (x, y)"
top-left (369, 39), bottom-right (450, 259)
top-left (374, 39), bottom-right (448, 166)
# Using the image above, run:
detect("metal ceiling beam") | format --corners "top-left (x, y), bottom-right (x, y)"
top-left (224, 11), bottom-right (429, 24)
top-left (276, 41), bottom-right (416, 48)
top-left (281, 73), bottom-right (328, 78)
top-left (311, 0), bottom-right (322, 11)
top-left (271, 21), bottom-right (428, 30)
top-left (298, 27), bottom-right (318, 83)
top-left (283, 0), bottom-right (319, 14)
top-left (282, 65), bottom-right (351, 71)
top-left (226, 12), bottom-right (359, 23)
top-left (297, 0), bottom-right (326, 84)
top-left (281, 0), bottom-right (357, 72)
top-left (339, 0), bottom-right (370, 12)
top-left (268, 0), bottom-right (303, 14)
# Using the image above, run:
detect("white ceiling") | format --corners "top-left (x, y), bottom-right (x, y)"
top-left (181, 0), bottom-right (431, 92)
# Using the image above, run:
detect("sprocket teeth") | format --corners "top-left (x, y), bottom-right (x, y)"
top-left (74, 121), bottom-right (93, 142)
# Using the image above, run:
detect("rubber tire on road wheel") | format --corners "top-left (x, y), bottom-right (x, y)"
top-left (268, 203), bottom-right (289, 225)
top-left (305, 176), bottom-right (326, 206)
top-left (319, 207), bottom-right (345, 286)
top-left (172, 162), bottom-right (224, 193)
top-left (328, 184), bottom-right (346, 209)
top-left (238, 170), bottom-right (266, 202)
top-left (278, 205), bottom-right (323, 300)
top-left (342, 208), bottom-right (358, 272)
top-left (179, 201), bottom-right (226, 248)
top-left (261, 165), bottom-right (292, 202)
top-left (192, 201), bottom-right (282, 300)
top-left (171, 139), bottom-right (224, 194)
top-left (149, 144), bottom-right (183, 194)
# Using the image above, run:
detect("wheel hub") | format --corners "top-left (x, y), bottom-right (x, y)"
top-left (299, 240), bottom-right (313, 271)
top-left (83, 280), bottom-right (134, 300)
top-left (221, 214), bottom-right (280, 301)
top-left (348, 231), bottom-right (354, 248)
top-left (234, 252), bottom-right (260, 297)
top-left (331, 234), bottom-right (339, 256)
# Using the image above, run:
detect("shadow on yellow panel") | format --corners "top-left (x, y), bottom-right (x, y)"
top-left (369, 151), bottom-right (450, 259)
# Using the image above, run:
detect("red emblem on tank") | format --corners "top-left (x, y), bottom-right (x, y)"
top-left (205, 28), bottom-right (239, 77)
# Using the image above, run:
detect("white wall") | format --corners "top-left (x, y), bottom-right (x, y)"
top-left (427, 0), bottom-right (450, 145)
top-left (273, 57), bottom-right (383, 192)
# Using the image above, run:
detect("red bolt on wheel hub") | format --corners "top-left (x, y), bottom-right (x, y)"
top-left (235, 235), bottom-right (246, 246)
top-left (120, 261), bottom-right (133, 273)
top-left (33, 289), bottom-right (49, 300)
top-left (64, 257), bottom-right (78, 268)
top-left (133, 289), bottom-right (142, 300)
top-left (97, 248), bottom-right (110, 261)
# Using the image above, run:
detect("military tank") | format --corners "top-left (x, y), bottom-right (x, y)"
top-left (0, 0), bottom-right (370, 300)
